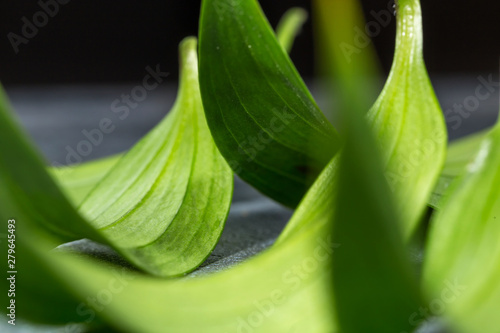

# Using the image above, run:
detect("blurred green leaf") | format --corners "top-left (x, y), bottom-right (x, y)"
top-left (332, 73), bottom-right (422, 333)
top-left (275, 7), bottom-right (308, 54)
top-left (313, 0), bottom-right (381, 81)
top-left (0, 186), bottom-right (103, 326)
top-left (313, 1), bottom-right (423, 331)
top-left (199, 0), bottom-right (340, 208)
top-left (423, 123), bottom-right (500, 333)
top-left (0, 94), bottom-right (342, 332)
top-left (0, 90), bottom-right (103, 243)
top-left (444, 129), bottom-right (489, 176)
top-left (0, 87), bottom-right (104, 324)
top-left (430, 129), bottom-right (489, 208)
top-left (10, 174), bottom-right (340, 332)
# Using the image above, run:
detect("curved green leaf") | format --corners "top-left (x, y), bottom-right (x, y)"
top-left (1, 38), bottom-right (233, 279)
top-left (76, 37), bottom-right (233, 277)
top-left (199, 0), bottom-right (340, 208)
top-left (366, 0), bottom-right (447, 239)
top-left (49, 9), bottom-right (308, 208)
top-left (275, 7), bottom-right (308, 54)
top-left (49, 154), bottom-right (121, 205)
top-left (11, 188), bottom-right (338, 332)
top-left (316, 1), bottom-right (424, 330)
top-left (1, 98), bottom-right (341, 331)
top-left (0, 89), bottom-right (103, 243)
top-left (444, 129), bottom-right (489, 176)
top-left (332, 71), bottom-right (422, 333)
top-left (430, 129), bottom-right (489, 208)
top-left (0, 87), bottom-right (104, 324)
top-left (422, 123), bottom-right (500, 333)
top-left (281, 0), bottom-right (446, 242)
top-left (299, 1), bottom-right (423, 330)
top-left (0, 33), bottom-right (342, 326)
top-left (313, 0), bottom-right (381, 81)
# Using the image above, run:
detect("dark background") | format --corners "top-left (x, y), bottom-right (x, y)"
top-left (0, 0), bottom-right (499, 86)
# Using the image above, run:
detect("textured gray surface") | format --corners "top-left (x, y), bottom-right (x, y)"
top-left (2, 79), bottom-right (497, 332)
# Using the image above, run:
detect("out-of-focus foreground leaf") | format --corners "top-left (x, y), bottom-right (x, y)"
top-left (366, 0), bottom-right (447, 239)
top-left (0, 86), bottom-right (104, 325)
top-left (422, 122), bottom-right (500, 333)
top-left (0, 91), bottom-right (102, 243)
top-left (313, 1), bottom-right (423, 331)
top-left (199, 0), bottom-right (340, 208)
top-left (7, 168), bottom-right (340, 332)
top-left (313, 0), bottom-right (381, 86)
top-left (331, 73), bottom-right (422, 333)
top-left (0, 87), bottom-right (342, 331)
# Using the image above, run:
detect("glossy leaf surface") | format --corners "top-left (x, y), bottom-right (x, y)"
top-left (77, 38), bottom-right (233, 277)
top-left (366, 0), bottom-right (447, 239)
top-left (199, 0), bottom-right (340, 208)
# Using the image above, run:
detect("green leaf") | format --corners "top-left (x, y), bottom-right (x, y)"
top-left (313, 0), bottom-right (382, 125)
top-left (0, 31), bottom-right (342, 327)
top-left (10, 184), bottom-right (339, 332)
top-left (430, 129), bottom-right (489, 208)
top-left (422, 123), bottom-right (500, 333)
top-left (331, 75), bottom-right (422, 333)
top-left (49, 8), bottom-right (307, 208)
top-left (310, 1), bottom-right (422, 330)
top-left (366, 0), bottom-right (447, 239)
top-left (75, 37), bottom-right (233, 277)
top-left (199, 0), bottom-right (340, 208)
top-left (0, 88), bottom-right (103, 243)
top-left (275, 7), bottom-right (308, 54)
top-left (1, 38), bottom-right (232, 279)
top-left (313, 0), bottom-right (381, 81)
top-left (0, 87), bottom-right (105, 324)
top-left (1, 98), bottom-right (341, 331)
top-left (444, 129), bottom-right (489, 176)
top-left (49, 154), bottom-right (121, 205)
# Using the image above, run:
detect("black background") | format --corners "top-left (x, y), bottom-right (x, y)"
top-left (1, 0), bottom-right (499, 86)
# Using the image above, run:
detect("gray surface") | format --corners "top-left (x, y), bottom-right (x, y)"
top-left (3, 78), bottom-right (496, 332)
top-left (5, 76), bottom-right (499, 167)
